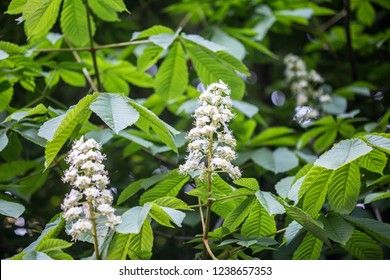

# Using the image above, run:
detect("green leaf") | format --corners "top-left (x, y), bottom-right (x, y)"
top-left (327, 162), bottom-right (360, 215)
top-left (117, 179), bottom-right (145, 205)
top-left (61, 0), bottom-right (92, 46)
top-left (152, 197), bottom-right (192, 210)
top-left (23, 0), bottom-right (63, 40)
top-left (315, 139), bottom-right (372, 170)
top-left (343, 216), bottom-right (390, 248)
top-left (241, 199), bottom-right (276, 238)
top-left (0, 129), bottom-right (8, 152)
top-left (293, 233), bottom-right (323, 260)
top-left (0, 199), bottom-right (25, 218)
top-left (45, 250), bottom-right (73, 260)
top-left (116, 204), bottom-right (152, 234)
top-left (275, 8), bottom-right (313, 25)
top-left (154, 42), bottom-right (188, 101)
top-left (233, 178), bottom-right (259, 191)
top-left (357, 1), bottom-right (375, 26)
top-left (6, 0), bottom-right (27, 14)
top-left (215, 51), bottom-right (250, 76)
top-left (90, 93), bottom-right (139, 134)
top-left (223, 196), bottom-right (254, 231)
top-left (253, 5), bottom-right (276, 41)
top-left (301, 166), bottom-right (334, 217)
top-left (251, 127), bottom-right (295, 147)
top-left (38, 113), bottom-right (67, 141)
top-left (321, 212), bottom-right (354, 245)
top-left (88, 0), bottom-right (119, 22)
top-left (184, 41), bottom-right (245, 99)
top-left (160, 206), bottom-right (185, 227)
top-left (212, 28), bottom-right (246, 60)
top-left (59, 69), bottom-right (86, 87)
top-left (139, 170), bottom-right (189, 204)
top-left (44, 94), bottom-right (97, 168)
top-left (182, 34), bottom-right (226, 52)
top-left (149, 33), bottom-right (178, 50)
top-left (0, 160), bottom-right (39, 182)
top-left (35, 238), bottom-right (72, 252)
top-left (102, 73), bottom-right (129, 94)
top-left (255, 191), bottom-right (285, 215)
top-left (128, 219), bottom-right (153, 260)
top-left (275, 176), bottom-right (294, 199)
top-left (6, 104), bottom-right (47, 122)
top-left (106, 233), bottom-right (132, 260)
top-left (343, 230), bottom-right (383, 259)
top-left (137, 44), bottom-right (164, 72)
top-left (313, 129), bottom-right (338, 154)
top-left (0, 82), bottom-right (13, 111)
top-left (228, 31), bottom-right (277, 59)
top-left (232, 101), bottom-right (259, 119)
top-left (148, 203), bottom-right (174, 228)
top-left (365, 135), bottom-right (390, 154)
top-left (132, 25), bottom-right (174, 40)
top-left (358, 149), bottom-right (387, 175)
top-left (0, 41), bottom-right (26, 54)
top-left (364, 192), bottom-right (390, 204)
top-left (282, 203), bottom-right (331, 247)
top-left (251, 147), bottom-right (299, 174)
top-left (127, 99), bottom-right (178, 153)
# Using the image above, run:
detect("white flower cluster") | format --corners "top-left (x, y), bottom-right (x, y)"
top-left (62, 137), bottom-right (121, 240)
top-left (284, 54), bottom-right (331, 123)
top-left (179, 80), bottom-right (241, 180)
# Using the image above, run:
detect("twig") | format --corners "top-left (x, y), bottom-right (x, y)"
top-left (343, 0), bottom-right (358, 81)
top-left (266, 227), bottom-right (287, 237)
top-left (203, 239), bottom-right (218, 260)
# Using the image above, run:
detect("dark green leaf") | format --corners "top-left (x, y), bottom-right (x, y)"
top-left (343, 229), bottom-right (383, 259)
top-left (223, 196), bottom-right (254, 231)
top-left (321, 212), bottom-right (354, 245)
top-left (293, 233), bottom-right (322, 260)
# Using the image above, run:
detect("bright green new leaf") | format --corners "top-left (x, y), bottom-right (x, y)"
top-left (116, 204), bottom-right (152, 234)
top-left (61, 0), bottom-right (93, 46)
top-left (358, 149), bottom-right (387, 175)
top-left (255, 191), bottom-right (285, 215)
top-left (293, 233), bottom-right (323, 260)
top-left (106, 233), bottom-right (132, 260)
top-left (343, 230), bottom-right (383, 260)
top-left (321, 212), bottom-right (354, 245)
top-left (241, 200), bottom-right (276, 238)
top-left (251, 147), bottom-right (298, 174)
top-left (128, 219), bottom-right (153, 260)
top-left (137, 44), bottom-right (164, 72)
top-left (23, 0), bottom-right (63, 40)
top-left (90, 93), bottom-right (140, 134)
top-left (315, 138), bottom-right (372, 170)
top-left (0, 41), bottom-right (26, 54)
top-left (139, 170), bottom-right (189, 204)
top-left (35, 238), bottom-right (72, 252)
top-left (6, 0), bottom-right (27, 15)
top-left (223, 196), bottom-right (254, 231)
top-left (88, 0), bottom-right (119, 22)
top-left (154, 42), bottom-right (188, 101)
top-left (117, 179), bottom-right (145, 205)
top-left (343, 216), bottom-right (390, 248)
top-left (152, 197), bottom-right (192, 211)
top-left (132, 25), bottom-right (174, 40)
top-left (148, 203), bottom-right (174, 228)
top-left (59, 69), bottom-right (86, 87)
top-left (6, 104), bottom-right (47, 122)
top-left (233, 178), bottom-right (259, 191)
top-left (357, 1), bottom-right (375, 26)
top-left (327, 162), bottom-right (360, 215)
top-left (44, 94), bottom-right (97, 168)
top-left (0, 199), bottom-right (25, 219)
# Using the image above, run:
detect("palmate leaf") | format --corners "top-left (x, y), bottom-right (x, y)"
top-left (343, 216), bottom-right (390, 247)
top-left (116, 204), bottom-right (151, 234)
top-left (139, 169), bottom-right (189, 204)
top-left (154, 42), bottom-right (188, 101)
top-left (327, 162), bottom-right (360, 215)
top-left (23, 0), bottom-right (63, 40)
top-left (90, 93), bottom-right (140, 134)
top-left (61, 0), bottom-right (93, 46)
top-left (301, 166), bottom-right (334, 217)
top-left (241, 199), bottom-right (276, 238)
top-left (251, 147), bottom-right (299, 174)
top-left (343, 229), bottom-right (383, 260)
top-left (184, 41), bottom-right (245, 99)
top-left (223, 196), bottom-right (255, 231)
top-left (127, 99), bottom-right (178, 153)
top-left (148, 203), bottom-right (186, 228)
top-left (44, 93), bottom-right (97, 168)
top-left (293, 233), bottom-right (323, 260)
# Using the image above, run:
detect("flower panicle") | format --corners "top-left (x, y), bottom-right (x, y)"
top-left (179, 80), bottom-right (241, 181)
top-left (61, 137), bottom-right (121, 241)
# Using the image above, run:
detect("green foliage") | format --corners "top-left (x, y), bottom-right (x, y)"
top-left (1, 0), bottom-right (390, 261)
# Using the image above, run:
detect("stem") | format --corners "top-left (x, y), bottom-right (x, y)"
top-left (84, 0), bottom-right (102, 91)
top-left (88, 199), bottom-right (100, 260)
top-left (343, 0), bottom-right (358, 81)
top-left (266, 227), bottom-right (287, 237)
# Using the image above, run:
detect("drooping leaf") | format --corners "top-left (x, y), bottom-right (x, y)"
top-left (6, 0), bottom-right (27, 15)
top-left (241, 199), bottom-right (276, 238)
top-left (128, 219), bottom-right (153, 260)
top-left (154, 42), bottom-right (188, 101)
top-left (301, 166), bottom-right (334, 217)
top-left (358, 149), bottom-right (387, 175)
top-left (115, 204), bottom-right (152, 234)
top-left (90, 93), bottom-right (139, 134)
top-left (0, 41), bottom-right (26, 55)
top-left (61, 0), bottom-right (92, 46)
top-left (343, 229), bottom-right (383, 260)
top-left (251, 147), bottom-right (298, 174)
top-left (44, 94), bottom-right (97, 168)
top-left (0, 199), bottom-right (25, 218)
top-left (6, 104), bottom-right (47, 122)
top-left (23, 0), bottom-right (63, 40)
top-left (139, 170), bottom-right (189, 204)
top-left (223, 196), bottom-right (254, 231)
top-left (255, 191), bottom-right (285, 215)
top-left (364, 192), bottom-right (390, 204)
top-left (320, 212), bottom-right (354, 245)
top-left (327, 162), bottom-right (360, 215)
top-left (293, 233), bottom-right (323, 260)
top-left (315, 139), bottom-right (372, 169)
top-left (343, 216), bottom-right (390, 248)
